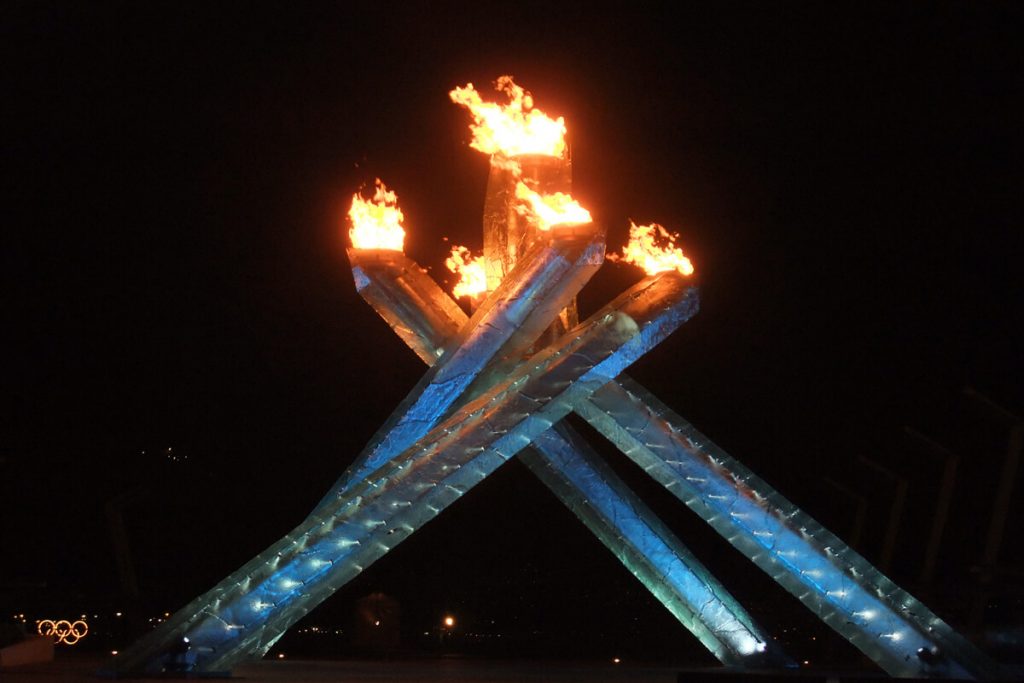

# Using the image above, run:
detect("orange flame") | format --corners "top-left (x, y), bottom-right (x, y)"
top-left (449, 76), bottom-right (567, 158)
top-left (445, 245), bottom-right (487, 299)
top-left (514, 182), bottom-right (592, 231)
top-left (610, 222), bottom-right (695, 276)
top-left (348, 179), bottom-right (406, 251)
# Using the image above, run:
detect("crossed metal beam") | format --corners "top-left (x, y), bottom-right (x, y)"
top-left (342, 248), bottom-right (779, 666)
top-left (109, 155), bottom-right (1001, 679)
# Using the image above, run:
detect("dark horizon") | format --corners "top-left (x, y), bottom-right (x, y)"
top-left (3, 1), bottom-right (1022, 667)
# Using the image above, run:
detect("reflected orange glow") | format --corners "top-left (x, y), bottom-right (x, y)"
top-left (445, 245), bottom-right (487, 299)
top-left (514, 182), bottom-right (591, 231)
top-left (450, 76), bottom-right (566, 157)
top-left (610, 222), bottom-right (695, 276)
top-left (348, 179), bottom-right (406, 251)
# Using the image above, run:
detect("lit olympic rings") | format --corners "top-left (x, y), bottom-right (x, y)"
top-left (37, 619), bottom-right (89, 645)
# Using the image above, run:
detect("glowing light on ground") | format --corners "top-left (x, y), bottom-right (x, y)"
top-left (610, 222), bottom-right (694, 276)
top-left (736, 635), bottom-right (768, 656)
top-left (450, 76), bottom-right (566, 157)
top-left (348, 179), bottom-right (406, 251)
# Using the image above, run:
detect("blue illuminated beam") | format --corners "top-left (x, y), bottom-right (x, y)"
top-left (346, 249), bottom-right (784, 666)
top-left (346, 250), bottom-right (998, 678)
top-left (575, 378), bottom-right (1004, 679)
top-left (320, 227), bottom-right (604, 503)
top-left (108, 270), bottom-right (696, 675)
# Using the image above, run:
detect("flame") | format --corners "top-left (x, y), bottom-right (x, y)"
top-left (348, 179), bottom-right (406, 251)
top-left (514, 182), bottom-right (591, 231)
top-left (610, 222), bottom-right (695, 276)
top-left (445, 245), bottom-right (487, 299)
top-left (449, 76), bottom-right (567, 157)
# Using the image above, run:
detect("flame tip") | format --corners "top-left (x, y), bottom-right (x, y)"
top-left (613, 221), bottom-right (694, 277)
top-left (347, 178), bottom-right (406, 251)
top-left (514, 182), bottom-right (592, 231)
top-left (446, 245), bottom-right (487, 299)
top-left (450, 75), bottom-right (566, 158)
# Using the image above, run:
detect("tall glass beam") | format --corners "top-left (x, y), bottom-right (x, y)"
top-left (321, 225), bottom-right (604, 503)
top-left (483, 153), bottom-right (578, 341)
top-left (575, 378), bottom-right (1003, 680)
top-left (108, 270), bottom-right (697, 675)
top-left (347, 249), bottom-right (783, 666)
top-left (409, 139), bottom-right (997, 678)
top-left (523, 428), bottom-right (773, 664)
top-left (345, 249), bottom-right (999, 678)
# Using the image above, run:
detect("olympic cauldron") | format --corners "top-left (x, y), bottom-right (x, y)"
top-left (108, 78), bottom-right (1002, 680)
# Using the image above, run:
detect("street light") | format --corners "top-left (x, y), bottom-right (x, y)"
top-left (439, 615), bottom-right (455, 647)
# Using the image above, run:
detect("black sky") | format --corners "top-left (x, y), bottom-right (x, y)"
top-left (3, 0), bottom-right (1022, 662)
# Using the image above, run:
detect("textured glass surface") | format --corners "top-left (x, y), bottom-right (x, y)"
top-left (348, 252), bottom-right (997, 678)
top-left (347, 249), bottom-right (466, 365)
top-left (348, 257), bottom-right (781, 665)
top-left (113, 139), bottom-right (995, 679)
top-left (524, 426), bottom-right (776, 664)
top-left (110, 271), bottom-right (695, 675)
top-left (482, 154), bottom-right (572, 293)
top-left (326, 229), bottom-right (604, 499)
top-left (576, 378), bottom-right (1001, 680)
top-left (483, 153), bottom-right (578, 342)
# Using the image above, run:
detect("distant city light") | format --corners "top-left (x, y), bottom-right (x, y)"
top-left (612, 657), bottom-right (621, 664)
top-left (443, 616), bottom-right (455, 628)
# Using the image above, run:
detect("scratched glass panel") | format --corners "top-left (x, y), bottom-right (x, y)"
top-left (523, 426), bottom-right (784, 666)
top-left (482, 153), bottom-right (572, 293)
top-left (329, 229), bottom-right (604, 497)
top-left (110, 271), bottom-right (694, 675)
top-left (351, 259), bottom-right (779, 665)
top-left (576, 377), bottom-right (1001, 680)
top-left (348, 249), bottom-right (468, 365)
top-left (482, 153), bottom-right (579, 343)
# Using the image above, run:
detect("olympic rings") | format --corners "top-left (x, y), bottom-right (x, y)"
top-left (37, 619), bottom-right (89, 645)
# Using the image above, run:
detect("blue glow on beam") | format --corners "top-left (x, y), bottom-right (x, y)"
top-left (110, 272), bottom-right (697, 675)
top-left (576, 378), bottom-right (1002, 679)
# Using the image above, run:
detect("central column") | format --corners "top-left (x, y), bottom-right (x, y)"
top-left (483, 152), bottom-right (578, 340)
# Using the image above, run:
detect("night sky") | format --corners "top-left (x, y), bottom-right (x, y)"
top-left (4, 1), bottom-right (1022, 664)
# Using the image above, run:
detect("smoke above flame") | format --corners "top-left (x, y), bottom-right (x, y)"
top-left (445, 245), bottom-right (487, 299)
top-left (610, 222), bottom-right (695, 277)
top-left (348, 179), bottom-right (406, 251)
top-left (514, 182), bottom-right (592, 231)
top-left (449, 76), bottom-right (567, 158)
